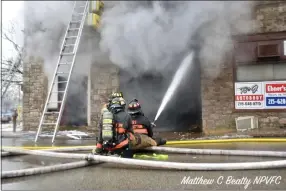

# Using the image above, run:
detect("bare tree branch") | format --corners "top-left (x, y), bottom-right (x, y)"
top-left (2, 33), bottom-right (22, 53)
top-left (2, 21), bottom-right (24, 98)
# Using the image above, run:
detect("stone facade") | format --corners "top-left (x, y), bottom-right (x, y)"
top-left (23, 57), bottom-right (120, 131)
top-left (201, 2), bottom-right (286, 132)
top-left (89, 62), bottom-right (120, 130)
top-left (23, 57), bottom-right (48, 131)
top-left (255, 1), bottom-right (286, 33)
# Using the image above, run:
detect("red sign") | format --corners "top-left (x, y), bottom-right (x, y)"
top-left (235, 95), bottom-right (264, 101)
top-left (266, 84), bottom-right (286, 93)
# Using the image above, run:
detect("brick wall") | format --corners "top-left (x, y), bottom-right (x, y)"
top-left (89, 62), bottom-right (120, 131)
top-left (201, 2), bottom-right (286, 132)
top-left (23, 57), bottom-right (48, 131)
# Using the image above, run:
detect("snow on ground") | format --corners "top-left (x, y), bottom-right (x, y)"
top-left (1, 122), bottom-right (93, 140)
top-left (1, 122), bottom-right (23, 132)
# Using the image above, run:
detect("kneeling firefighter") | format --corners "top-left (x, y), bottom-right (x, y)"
top-left (127, 99), bottom-right (167, 149)
top-left (94, 97), bottom-right (135, 157)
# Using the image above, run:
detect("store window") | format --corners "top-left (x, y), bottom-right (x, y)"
top-left (236, 63), bottom-right (286, 82)
top-left (235, 39), bottom-right (286, 82)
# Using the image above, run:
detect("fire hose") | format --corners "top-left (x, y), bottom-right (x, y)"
top-left (2, 160), bottom-right (103, 178)
top-left (2, 146), bottom-right (286, 157)
top-left (2, 147), bottom-right (286, 179)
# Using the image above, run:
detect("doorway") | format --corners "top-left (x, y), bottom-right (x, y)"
top-left (119, 54), bottom-right (202, 132)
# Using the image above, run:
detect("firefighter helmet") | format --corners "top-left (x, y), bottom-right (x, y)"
top-left (107, 92), bottom-right (124, 110)
top-left (127, 99), bottom-right (142, 115)
top-left (110, 92), bottom-right (124, 99)
top-left (109, 97), bottom-right (126, 113)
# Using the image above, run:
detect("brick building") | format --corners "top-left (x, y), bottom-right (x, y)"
top-left (23, 1), bottom-right (286, 133)
top-left (202, 1), bottom-right (286, 132)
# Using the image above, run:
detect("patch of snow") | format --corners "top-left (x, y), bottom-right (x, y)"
top-left (1, 123), bottom-right (23, 132)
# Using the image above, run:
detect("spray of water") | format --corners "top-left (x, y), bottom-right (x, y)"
top-left (154, 52), bottom-right (194, 122)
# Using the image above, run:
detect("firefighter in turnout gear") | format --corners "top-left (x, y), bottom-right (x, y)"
top-left (94, 97), bottom-right (134, 156)
top-left (127, 99), bottom-right (167, 149)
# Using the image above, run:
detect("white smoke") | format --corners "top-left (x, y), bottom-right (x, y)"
top-left (24, 1), bottom-right (73, 77)
top-left (99, 1), bottom-right (255, 78)
top-left (23, 1), bottom-right (99, 125)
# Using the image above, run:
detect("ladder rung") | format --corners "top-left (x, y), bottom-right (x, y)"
top-left (70, 21), bottom-right (82, 24)
top-left (45, 112), bottom-right (60, 114)
top-left (64, 44), bottom-right (75, 47)
top-left (61, 53), bottom-right (74, 56)
top-left (56, 72), bottom-right (69, 75)
top-left (68, 28), bottom-right (79, 31)
top-left (66, 36), bottom-right (78, 39)
top-left (59, 63), bottom-right (72, 66)
top-left (42, 123), bottom-right (57, 125)
top-left (48, 101), bottom-right (62, 103)
top-left (57, 81), bottom-right (68, 84)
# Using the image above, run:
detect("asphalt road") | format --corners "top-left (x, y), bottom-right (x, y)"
top-left (2, 137), bottom-right (286, 190)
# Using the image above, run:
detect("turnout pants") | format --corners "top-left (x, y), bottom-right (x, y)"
top-left (130, 133), bottom-right (157, 150)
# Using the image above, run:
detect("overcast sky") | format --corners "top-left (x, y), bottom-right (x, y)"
top-left (2, 1), bottom-right (24, 59)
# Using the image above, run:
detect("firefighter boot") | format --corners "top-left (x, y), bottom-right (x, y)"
top-left (154, 137), bottom-right (167, 146)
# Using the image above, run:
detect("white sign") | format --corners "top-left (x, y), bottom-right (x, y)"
top-left (234, 82), bottom-right (264, 109)
top-left (234, 81), bottom-right (286, 110)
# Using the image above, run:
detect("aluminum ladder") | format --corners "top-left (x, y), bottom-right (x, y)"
top-left (35, 1), bottom-right (89, 143)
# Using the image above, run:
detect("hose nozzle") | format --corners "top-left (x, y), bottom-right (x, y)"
top-left (151, 121), bottom-right (156, 128)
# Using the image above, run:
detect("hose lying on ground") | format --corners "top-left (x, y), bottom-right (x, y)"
top-left (2, 160), bottom-right (102, 179)
top-left (166, 138), bottom-right (286, 145)
top-left (2, 152), bottom-right (11, 157)
top-left (3, 148), bottom-right (286, 171)
top-left (1, 146), bottom-right (95, 157)
top-left (3, 146), bottom-right (286, 158)
top-left (146, 147), bottom-right (286, 157)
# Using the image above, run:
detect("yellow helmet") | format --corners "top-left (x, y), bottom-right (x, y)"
top-left (110, 92), bottom-right (123, 99)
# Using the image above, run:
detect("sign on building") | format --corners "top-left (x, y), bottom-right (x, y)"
top-left (264, 82), bottom-right (286, 109)
top-left (235, 81), bottom-right (286, 109)
top-left (235, 82), bottom-right (264, 109)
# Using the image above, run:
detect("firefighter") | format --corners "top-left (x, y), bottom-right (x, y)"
top-left (96, 92), bottom-right (126, 151)
top-left (127, 99), bottom-right (167, 148)
top-left (12, 109), bottom-right (18, 133)
top-left (99, 92), bottom-right (125, 123)
top-left (94, 97), bottom-right (134, 157)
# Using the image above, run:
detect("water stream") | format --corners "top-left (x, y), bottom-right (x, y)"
top-left (154, 52), bottom-right (194, 122)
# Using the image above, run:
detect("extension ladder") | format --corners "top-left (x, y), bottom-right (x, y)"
top-left (35, 1), bottom-right (89, 143)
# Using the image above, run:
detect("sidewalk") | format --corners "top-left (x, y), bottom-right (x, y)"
top-left (2, 123), bottom-right (286, 140)
top-left (1, 123), bottom-right (23, 132)
top-left (1, 124), bottom-right (96, 140)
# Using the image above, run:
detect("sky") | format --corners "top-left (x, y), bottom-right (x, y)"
top-left (2, 1), bottom-right (24, 59)
top-left (2, 1), bottom-right (24, 107)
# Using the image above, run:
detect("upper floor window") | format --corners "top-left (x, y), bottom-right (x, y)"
top-left (235, 38), bottom-right (286, 82)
